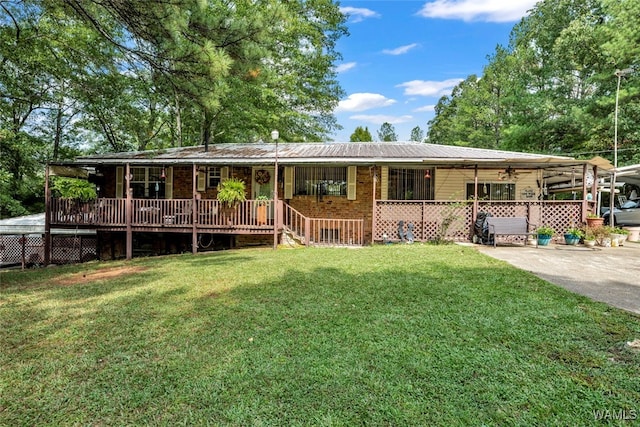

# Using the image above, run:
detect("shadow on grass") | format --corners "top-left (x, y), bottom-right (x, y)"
top-left (1, 246), bottom-right (639, 425)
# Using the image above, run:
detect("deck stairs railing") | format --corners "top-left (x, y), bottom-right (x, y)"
top-left (282, 203), bottom-right (364, 247)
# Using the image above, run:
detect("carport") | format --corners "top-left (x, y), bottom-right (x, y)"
top-left (0, 214), bottom-right (97, 269)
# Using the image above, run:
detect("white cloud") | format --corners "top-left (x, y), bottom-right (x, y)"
top-left (336, 93), bottom-right (396, 113)
top-left (397, 78), bottom-right (463, 97)
top-left (349, 115), bottom-right (414, 125)
top-left (340, 7), bottom-right (380, 23)
top-left (413, 104), bottom-right (436, 113)
top-left (417, 0), bottom-right (537, 23)
top-left (382, 43), bottom-right (419, 56)
top-left (335, 62), bottom-right (357, 73)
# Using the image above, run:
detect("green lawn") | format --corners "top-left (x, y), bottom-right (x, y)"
top-left (1, 245), bottom-right (639, 425)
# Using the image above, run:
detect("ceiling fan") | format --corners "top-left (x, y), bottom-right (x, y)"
top-left (498, 167), bottom-right (533, 181)
top-left (498, 166), bottom-right (520, 181)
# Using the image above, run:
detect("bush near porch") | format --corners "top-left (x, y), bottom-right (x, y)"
top-left (1, 245), bottom-right (639, 425)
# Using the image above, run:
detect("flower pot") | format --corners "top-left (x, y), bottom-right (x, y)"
top-left (584, 240), bottom-right (596, 248)
top-left (586, 217), bottom-right (604, 227)
top-left (611, 233), bottom-right (627, 246)
top-left (623, 226), bottom-right (640, 242)
top-left (538, 235), bottom-right (552, 246)
top-left (256, 204), bottom-right (268, 225)
top-left (564, 234), bottom-right (580, 245)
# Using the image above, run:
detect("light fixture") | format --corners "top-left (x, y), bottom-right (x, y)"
top-left (160, 168), bottom-right (166, 179)
top-left (498, 167), bottom-right (519, 181)
top-left (424, 169), bottom-right (431, 179)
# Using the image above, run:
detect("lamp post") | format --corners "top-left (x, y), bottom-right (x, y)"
top-left (271, 129), bottom-right (279, 249)
top-left (609, 68), bottom-right (633, 225)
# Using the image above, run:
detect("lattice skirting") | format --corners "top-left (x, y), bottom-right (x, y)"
top-left (0, 235), bottom-right (97, 268)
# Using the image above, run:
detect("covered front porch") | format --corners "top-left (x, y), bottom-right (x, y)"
top-left (373, 199), bottom-right (587, 243)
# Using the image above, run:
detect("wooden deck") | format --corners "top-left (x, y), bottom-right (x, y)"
top-left (48, 197), bottom-right (366, 249)
top-left (50, 198), bottom-right (277, 234)
top-left (48, 197), bottom-right (588, 252)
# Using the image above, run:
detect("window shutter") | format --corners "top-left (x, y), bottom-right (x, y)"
top-left (221, 166), bottom-right (229, 181)
top-left (115, 167), bottom-right (124, 199)
top-left (165, 167), bottom-right (173, 199)
top-left (284, 167), bottom-right (294, 199)
top-left (347, 166), bottom-right (357, 200)
top-left (197, 168), bottom-right (206, 192)
top-left (380, 166), bottom-right (388, 200)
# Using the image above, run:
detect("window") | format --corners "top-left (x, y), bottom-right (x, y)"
top-left (130, 167), bottom-right (165, 198)
top-left (466, 182), bottom-right (515, 200)
top-left (388, 168), bottom-right (432, 200)
top-left (207, 167), bottom-right (221, 188)
top-left (294, 167), bottom-right (347, 196)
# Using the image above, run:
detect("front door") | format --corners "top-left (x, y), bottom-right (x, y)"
top-left (253, 167), bottom-right (275, 200)
top-left (253, 167), bottom-right (275, 223)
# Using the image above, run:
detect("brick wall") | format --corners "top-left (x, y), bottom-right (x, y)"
top-left (287, 166), bottom-right (377, 243)
top-left (172, 166), bottom-right (254, 199)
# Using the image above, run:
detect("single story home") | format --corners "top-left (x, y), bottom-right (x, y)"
top-left (44, 142), bottom-right (611, 262)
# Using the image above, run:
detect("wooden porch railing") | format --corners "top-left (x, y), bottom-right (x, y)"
top-left (50, 198), bottom-right (275, 231)
top-left (283, 204), bottom-right (364, 246)
top-left (373, 199), bottom-right (585, 242)
top-left (50, 198), bottom-right (127, 226)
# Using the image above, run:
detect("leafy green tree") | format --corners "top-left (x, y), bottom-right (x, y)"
top-left (377, 122), bottom-right (397, 142)
top-left (427, 0), bottom-right (640, 165)
top-left (59, 0), bottom-right (347, 149)
top-left (409, 126), bottom-right (425, 142)
top-left (428, 75), bottom-right (497, 148)
top-left (350, 126), bottom-right (373, 142)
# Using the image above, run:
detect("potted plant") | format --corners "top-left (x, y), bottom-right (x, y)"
top-left (537, 225), bottom-right (555, 246)
top-left (586, 212), bottom-right (604, 228)
top-left (591, 225), bottom-right (614, 247)
top-left (51, 177), bottom-right (98, 221)
top-left (583, 228), bottom-right (596, 248)
top-left (256, 195), bottom-right (269, 225)
top-left (217, 178), bottom-right (246, 224)
top-left (563, 227), bottom-right (584, 245)
top-left (611, 227), bottom-right (629, 247)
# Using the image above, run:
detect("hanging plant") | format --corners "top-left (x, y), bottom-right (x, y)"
top-left (255, 169), bottom-right (271, 185)
top-left (216, 178), bottom-right (246, 208)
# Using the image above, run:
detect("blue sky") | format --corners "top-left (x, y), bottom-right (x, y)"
top-left (331, 0), bottom-right (539, 141)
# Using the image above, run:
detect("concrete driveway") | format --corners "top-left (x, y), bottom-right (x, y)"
top-left (473, 242), bottom-right (640, 315)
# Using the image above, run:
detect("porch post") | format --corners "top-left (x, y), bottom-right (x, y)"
top-left (125, 163), bottom-right (133, 260)
top-left (582, 164), bottom-right (588, 222)
top-left (473, 165), bottom-right (479, 222)
top-left (192, 163), bottom-right (198, 254)
top-left (591, 165), bottom-right (598, 216)
top-left (372, 166), bottom-right (377, 245)
top-left (44, 164), bottom-right (51, 266)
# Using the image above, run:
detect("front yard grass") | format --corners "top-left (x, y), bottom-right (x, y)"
top-left (1, 244), bottom-right (639, 425)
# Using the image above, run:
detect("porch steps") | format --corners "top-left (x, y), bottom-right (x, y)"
top-left (281, 227), bottom-right (305, 247)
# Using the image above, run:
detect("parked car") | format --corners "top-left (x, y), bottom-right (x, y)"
top-left (603, 199), bottom-right (640, 225)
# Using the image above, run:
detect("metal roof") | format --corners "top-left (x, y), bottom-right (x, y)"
top-left (59, 141), bottom-right (591, 168)
top-left (0, 214), bottom-right (96, 235)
